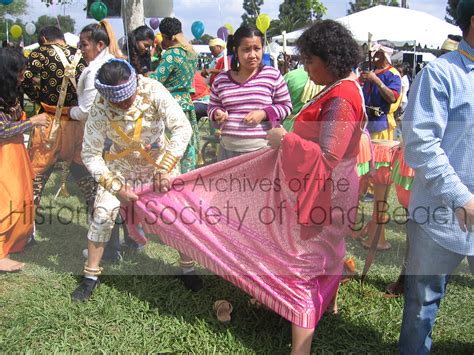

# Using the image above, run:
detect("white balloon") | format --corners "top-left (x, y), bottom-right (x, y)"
top-left (25, 23), bottom-right (36, 36)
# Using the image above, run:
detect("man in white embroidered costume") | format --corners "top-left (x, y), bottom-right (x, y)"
top-left (72, 59), bottom-right (200, 301)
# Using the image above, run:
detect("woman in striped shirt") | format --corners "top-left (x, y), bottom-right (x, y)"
top-left (208, 26), bottom-right (292, 160)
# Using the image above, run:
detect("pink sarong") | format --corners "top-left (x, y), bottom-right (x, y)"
top-left (124, 148), bottom-right (358, 328)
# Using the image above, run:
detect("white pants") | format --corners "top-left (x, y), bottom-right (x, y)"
top-left (88, 186), bottom-right (121, 243)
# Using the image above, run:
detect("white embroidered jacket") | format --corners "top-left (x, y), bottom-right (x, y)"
top-left (82, 76), bottom-right (192, 187)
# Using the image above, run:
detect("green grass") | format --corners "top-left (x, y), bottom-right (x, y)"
top-left (1, 171), bottom-right (473, 354)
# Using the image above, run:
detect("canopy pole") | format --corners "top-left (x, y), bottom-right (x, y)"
top-left (412, 40), bottom-right (416, 79)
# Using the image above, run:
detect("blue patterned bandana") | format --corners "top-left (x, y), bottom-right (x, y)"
top-left (95, 59), bottom-right (137, 103)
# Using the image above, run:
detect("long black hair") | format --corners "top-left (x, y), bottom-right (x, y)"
top-left (126, 25), bottom-right (155, 74)
top-left (0, 48), bottom-right (27, 108)
top-left (80, 20), bottom-right (125, 59)
top-left (226, 26), bottom-right (264, 71)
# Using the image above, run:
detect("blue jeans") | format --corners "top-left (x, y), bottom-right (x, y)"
top-left (399, 220), bottom-right (474, 354)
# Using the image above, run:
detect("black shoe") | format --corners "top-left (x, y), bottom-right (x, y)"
top-left (71, 277), bottom-right (100, 302)
top-left (178, 271), bottom-right (203, 292)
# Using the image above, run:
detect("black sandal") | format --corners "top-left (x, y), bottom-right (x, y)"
top-left (71, 277), bottom-right (100, 302)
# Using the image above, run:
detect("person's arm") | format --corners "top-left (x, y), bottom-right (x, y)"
top-left (207, 76), bottom-right (227, 122)
top-left (69, 70), bottom-right (97, 121)
top-left (262, 71), bottom-right (293, 127)
top-left (0, 111), bottom-right (33, 139)
top-left (22, 49), bottom-right (45, 103)
top-left (402, 66), bottom-right (473, 210)
top-left (153, 82), bottom-right (193, 167)
top-left (81, 96), bottom-right (123, 193)
top-left (269, 96), bottom-right (361, 225)
top-left (148, 52), bottom-right (176, 85)
top-left (362, 71), bottom-right (399, 104)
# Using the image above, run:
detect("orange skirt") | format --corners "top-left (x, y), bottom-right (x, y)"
top-left (0, 137), bottom-right (35, 258)
top-left (29, 103), bottom-right (85, 175)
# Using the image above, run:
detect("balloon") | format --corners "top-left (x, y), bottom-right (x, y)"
top-left (216, 26), bottom-right (229, 41)
top-left (224, 23), bottom-right (234, 35)
top-left (10, 24), bottom-right (22, 39)
top-left (149, 18), bottom-right (160, 30)
top-left (256, 14), bottom-right (271, 34)
top-left (191, 21), bottom-right (204, 40)
top-left (0, 0), bottom-right (14, 5)
top-left (89, 0), bottom-right (108, 22)
top-left (25, 22), bottom-right (36, 36)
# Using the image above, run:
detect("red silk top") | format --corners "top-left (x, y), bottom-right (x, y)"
top-left (281, 80), bottom-right (364, 227)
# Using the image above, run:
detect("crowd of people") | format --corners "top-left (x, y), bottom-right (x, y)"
top-left (0, 0), bottom-right (473, 353)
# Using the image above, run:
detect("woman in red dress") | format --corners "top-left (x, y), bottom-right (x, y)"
top-left (267, 20), bottom-right (364, 354)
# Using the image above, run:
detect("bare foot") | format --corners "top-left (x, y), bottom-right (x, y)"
top-left (361, 239), bottom-right (391, 251)
top-left (0, 257), bottom-right (25, 272)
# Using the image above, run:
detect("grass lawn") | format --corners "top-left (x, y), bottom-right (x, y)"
top-left (1, 169), bottom-right (473, 354)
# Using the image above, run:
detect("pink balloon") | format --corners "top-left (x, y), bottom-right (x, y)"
top-left (217, 26), bottom-right (229, 41)
top-left (149, 18), bottom-right (160, 30)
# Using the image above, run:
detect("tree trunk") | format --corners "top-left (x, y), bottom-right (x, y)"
top-left (122, 0), bottom-right (144, 35)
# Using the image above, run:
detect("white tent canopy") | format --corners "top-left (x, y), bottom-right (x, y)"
top-left (273, 5), bottom-right (462, 49)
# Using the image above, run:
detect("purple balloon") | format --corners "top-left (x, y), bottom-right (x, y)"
top-left (149, 18), bottom-right (160, 30)
top-left (216, 26), bottom-right (229, 41)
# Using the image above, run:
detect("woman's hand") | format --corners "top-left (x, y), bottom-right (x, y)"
top-left (214, 109), bottom-right (228, 123)
top-left (243, 110), bottom-right (266, 125)
top-left (361, 71), bottom-right (380, 85)
top-left (116, 188), bottom-right (139, 204)
top-left (267, 127), bottom-right (288, 149)
top-left (153, 172), bottom-right (171, 193)
top-left (29, 113), bottom-right (50, 127)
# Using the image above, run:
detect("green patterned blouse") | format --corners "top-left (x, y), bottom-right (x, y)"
top-left (149, 45), bottom-right (197, 112)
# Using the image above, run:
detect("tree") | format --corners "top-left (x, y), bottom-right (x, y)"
top-left (347, 0), bottom-right (400, 15)
top-left (122, 0), bottom-right (144, 35)
top-left (266, 14), bottom-right (307, 38)
top-left (445, 0), bottom-right (459, 24)
top-left (241, 0), bottom-right (263, 27)
top-left (278, 0), bottom-right (327, 23)
top-left (0, 0), bottom-right (27, 17)
top-left (35, 15), bottom-right (76, 34)
top-left (191, 34), bottom-right (213, 45)
top-left (41, 0), bottom-right (73, 6)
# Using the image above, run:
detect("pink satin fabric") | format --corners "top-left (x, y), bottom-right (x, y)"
top-left (123, 148), bottom-right (358, 328)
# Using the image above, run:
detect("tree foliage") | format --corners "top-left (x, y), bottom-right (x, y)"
top-left (40, 0), bottom-right (74, 6)
top-left (279, 0), bottom-right (327, 23)
top-left (35, 15), bottom-right (76, 34)
top-left (347, 0), bottom-right (400, 15)
top-left (241, 0), bottom-right (263, 27)
top-left (191, 34), bottom-right (213, 45)
top-left (0, 0), bottom-right (28, 17)
top-left (445, 0), bottom-right (459, 24)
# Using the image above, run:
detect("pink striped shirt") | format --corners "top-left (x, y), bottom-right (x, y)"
top-left (208, 66), bottom-right (292, 139)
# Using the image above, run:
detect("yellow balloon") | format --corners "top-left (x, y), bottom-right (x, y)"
top-left (256, 14), bottom-right (271, 34)
top-left (10, 24), bottom-right (22, 39)
top-left (224, 23), bottom-right (234, 35)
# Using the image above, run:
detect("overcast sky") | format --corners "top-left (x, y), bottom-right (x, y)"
top-left (20, 0), bottom-right (449, 40)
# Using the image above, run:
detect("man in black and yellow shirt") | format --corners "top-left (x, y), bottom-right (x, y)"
top-left (23, 26), bottom-right (95, 211)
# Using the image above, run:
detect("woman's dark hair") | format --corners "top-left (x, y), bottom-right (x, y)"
top-left (81, 22), bottom-right (111, 47)
top-left (159, 17), bottom-right (182, 38)
top-left (38, 26), bottom-right (64, 45)
top-left (226, 25), bottom-right (264, 71)
top-left (297, 20), bottom-right (362, 80)
top-left (80, 20), bottom-right (124, 59)
top-left (0, 47), bottom-right (26, 107)
top-left (126, 25), bottom-right (155, 74)
top-left (97, 61), bottom-right (132, 86)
